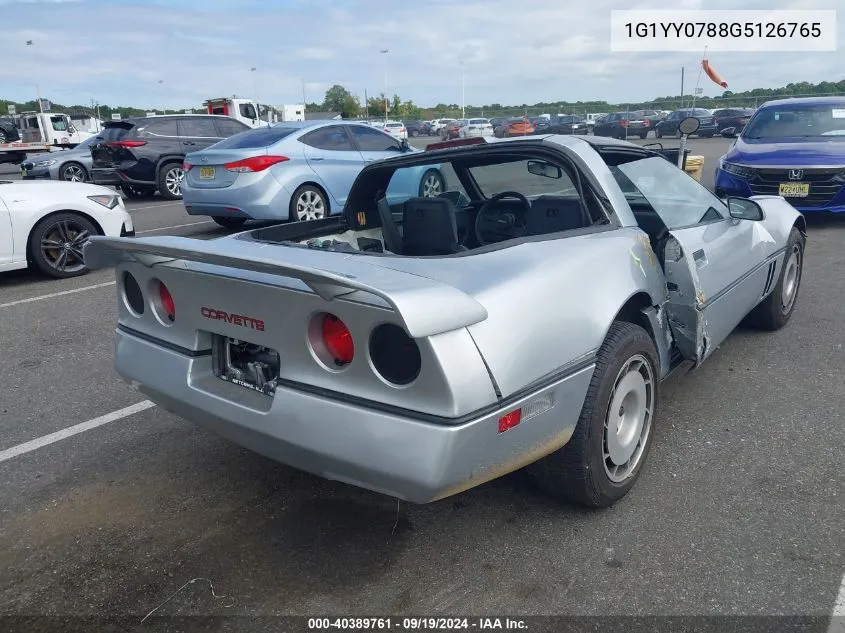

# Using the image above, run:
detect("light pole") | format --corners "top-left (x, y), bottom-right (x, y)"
top-left (460, 60), bottom-right (465, 119)
top-left (380, 49), bottom-right (388, 123)
top-left (158, 80), bottom-right (166, 114)
top-left (26, 40), bottom-right (43, 112)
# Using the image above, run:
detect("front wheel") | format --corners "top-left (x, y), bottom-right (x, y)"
top-left (527, 321), bottom-right (659, 508)
top-left (157, 163), bottom-right (185, 200)
top-left (59, 162), bottom-right (88, 182)
top-left (29, 212), bottom-right (98, 278)
top-left (744, 226), bottom-right (805, 330)
top-left (419, 169), bottom-right (445, 198)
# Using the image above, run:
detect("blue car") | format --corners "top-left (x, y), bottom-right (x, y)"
top-left (715, 96), bottom-right (845, 214)
top-left (182, 120), bottom-right (446, 228)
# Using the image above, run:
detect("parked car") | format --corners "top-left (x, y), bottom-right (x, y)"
top-left (458, 118), bottom-right (494, 138)
top-left (1, 180), bottom-right (133, 279)
top-left (585, 113), bottom-right (608, 131)
top-left (502, 117), bottom-right (535, 137)
top-left (631, 110), bottom-right (662, 133)
top-left (89, 114), bottom-right (251, 200)
top-left (403, 121), bottom-right (426, 137)
top-left (85, 133), bottom-right (805, 509)
top-left (20, 135), bottom-right (99, 182)
top-left (715, 96), bottom-right (845, 214)
top-left (382, 121), bottom-right (408, 140)
top-left (654, 108), bottom-right (716, 138)
top-left (593, 112), bottom-right (649, 139)
top-left (431, 119), bottom-right (454, 135)
top-left (534, 115), bottom-right (588, 135)
top-left (181, 121), bottom-right (446, 228)
top-left (712, 108), bottom-right (755, 135)
top-left (441, 120), bottom-right (466, 140)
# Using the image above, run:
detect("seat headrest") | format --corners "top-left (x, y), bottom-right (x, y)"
top-left (402, 197), bottom-right (463, 256)
top-left (523, 195), bottom-right (588, 236)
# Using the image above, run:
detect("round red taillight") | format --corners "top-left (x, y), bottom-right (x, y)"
top-left (158, 281), bottom-right (175, 322)
top-left (322, 313), bottom-right (354, 365)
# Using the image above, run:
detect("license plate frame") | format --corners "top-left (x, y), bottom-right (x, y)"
top-left (778, 182), bottom-right (810, 197)
top-left (212, 335), bottom-right (280, 396)
top-left (199, 166), bottom-right (216, 180)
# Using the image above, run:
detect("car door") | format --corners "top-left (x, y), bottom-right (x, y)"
top-left (0, 190), bottom-right (16, 267)
top-left (298, 125), bottom-right (365, 207)
top-left (612, 156), bottom-right (778, 363)
top-left (177, 117), bottom-right (222, 154)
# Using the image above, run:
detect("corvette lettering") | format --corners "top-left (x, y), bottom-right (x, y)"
top-left (200, 307), bottom-right (265, 331)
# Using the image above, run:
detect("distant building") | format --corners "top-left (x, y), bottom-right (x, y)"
top-left (67, 110), bottom-right (104, 134)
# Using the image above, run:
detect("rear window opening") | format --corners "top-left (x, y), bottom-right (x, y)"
top-left (97, 122), bottom-right (135, 141)
top-left (211, 127), bottom-right (298, 149)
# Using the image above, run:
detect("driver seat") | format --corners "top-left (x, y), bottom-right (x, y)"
top-left (401, 197), bottom-right (468, 256)
top-left (523, 195), bottom-right (590, 236)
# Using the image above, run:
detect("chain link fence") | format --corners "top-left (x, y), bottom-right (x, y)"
top-left (437, 91), bottom-right (845, 119)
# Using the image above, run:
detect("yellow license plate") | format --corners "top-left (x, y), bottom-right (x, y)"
top-left (199, 166), bottom-right (216, 180)
top-left (779, 182), bottom-right (809, 197)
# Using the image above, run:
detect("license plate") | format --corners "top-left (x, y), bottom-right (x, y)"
top-left (199, 166), bottom-right (216, 180)
top-left (779, 182), bottom-right (810, 197)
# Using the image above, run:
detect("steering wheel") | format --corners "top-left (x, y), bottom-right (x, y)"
top-left (475, 191), bottom-right (531, 245)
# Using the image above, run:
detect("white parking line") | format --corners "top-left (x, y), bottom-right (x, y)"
top-left (136, 220), bottom-right (213, 234)
top-left (0, 400), bottom-right (156, 463)
top-left (830, 572), bottom-right (845, 633)
top-left (0, 281), bottom-right (116, 308)
top-left (127, 202), bottom-right (184, 211)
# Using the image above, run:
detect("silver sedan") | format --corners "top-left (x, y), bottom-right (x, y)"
top-left (20, 135), bottom-right (97, 182)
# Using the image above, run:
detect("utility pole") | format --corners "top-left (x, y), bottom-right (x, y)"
top-left (380, 49), bottom-right (389, 123)
top-left (461, 61), bottom-right (465, 119)
top-left (158, 80), bottom-right (166, 114)
top-left (26, 40), bottom-right (43, 112)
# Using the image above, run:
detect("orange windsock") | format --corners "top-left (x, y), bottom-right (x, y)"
top-left (702, 59), bottom-right (728, 88)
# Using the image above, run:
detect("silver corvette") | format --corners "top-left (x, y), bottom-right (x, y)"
top-left (84, 134), bottom-right (806, 508)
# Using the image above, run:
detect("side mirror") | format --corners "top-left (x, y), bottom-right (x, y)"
top-left (678, 116), bottom-right (701, 136)
top-left (727, 196), bottom-right (763, 221)
top-left (720, 127), bottom-right (736, 138)
top-left (400, 138), bottom-right (411, 152)
top-left (526, 159), bottom-right (562, 179)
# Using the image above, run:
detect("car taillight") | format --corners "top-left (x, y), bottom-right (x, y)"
top-left (369, 324), bottom-right (421, 385)
top-left (322, 313), bottom-right (354, 365)
top-left (183, 161), bottom-right (193, 172)
top-left (400, 128), bottom-right (406, 133)
top-left (106, 140), bottom-right (147, 148)
top-left (621, 120), bottom-right (630, 127)
top-left (644, 119), bottom-right (651, 126)
top-left (224, 156), bottom-right (289, 173)
top-left (158, 281), bottom-right (175, 322)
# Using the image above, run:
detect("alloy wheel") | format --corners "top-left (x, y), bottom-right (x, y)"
top-left (39, 219), bottom-right (89, 274)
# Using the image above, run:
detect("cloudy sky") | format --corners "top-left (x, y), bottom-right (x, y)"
top-left (1, 0), bottom-right (842, 111)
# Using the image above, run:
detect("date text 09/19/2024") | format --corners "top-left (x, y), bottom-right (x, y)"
top-left (307, 617), bottom-right (528, 630)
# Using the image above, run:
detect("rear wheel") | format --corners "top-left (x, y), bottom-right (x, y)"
top-left (0, 130), bottom-right (6, 143)
top-left (29, 212), bottom-right (98, 278)
top-left (419, 169), bottom-right (445, 197)
top-left (527, 321), bottom-right (659, 508)
top-left (212, 217), bottom-right (247, 229)
top-left (289, 184), bottom-right (328, 222)
top-left (157, 162), bottom-right (185, 200)
top-left (744, 227), bottom-right (805, 330)
top-left (119, 185), bottom-right (154, 198)
top-left (59, 162), bottom-right (87, 182)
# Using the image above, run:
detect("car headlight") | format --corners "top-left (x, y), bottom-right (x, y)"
top-left (719, 160), bottom-right (754, 180)
top-left (33, 159), bottom-right (57, 167)
top-left (88, 194), bottom-right (121, 209)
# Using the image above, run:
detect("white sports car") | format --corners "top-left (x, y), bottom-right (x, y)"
top-left (0, 180), bottom-right (134, 279)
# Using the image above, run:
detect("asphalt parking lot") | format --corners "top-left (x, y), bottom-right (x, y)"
top-left (1, 136), bottom-right (844, 631)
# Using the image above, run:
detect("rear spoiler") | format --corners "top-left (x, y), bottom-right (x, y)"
top-left (83, 236), bottom-right (488, 339)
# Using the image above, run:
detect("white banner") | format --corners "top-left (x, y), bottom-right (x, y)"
top-left (610, 10), bottom-right (837, 52)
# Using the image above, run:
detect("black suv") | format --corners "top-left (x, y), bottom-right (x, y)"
top-left (90, 114), bottom-right (250, 199)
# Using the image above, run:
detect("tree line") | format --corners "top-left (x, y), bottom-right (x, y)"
top-left (4, 78), bottom-right (845, 121)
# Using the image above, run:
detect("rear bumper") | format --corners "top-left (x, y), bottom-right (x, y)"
top-left (115, 328), bottom-right (592, 503)
top-left (92, 167), bottom-right (155, 187)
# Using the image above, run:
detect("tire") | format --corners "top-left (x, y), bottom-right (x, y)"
top-left (639, 132), bottom-right (648, 139)
top-left (58, 162), bottom-right (88, 182)
top-left (419, 168), bottom-right (445, 198)
top-left (656, 128), bottom-right (663, 139)
top-left (675, 128), bottom-right (683, 139)
top-left (213, 217), bottom-right (248, 229)
top-left (527, 321), bottom-right (660, 508)
top-left (744, 226), bottom-right (805, 330)
top-left (0, 130), bottom-right (6, 143)
top-left (157, 162), bottom-right (185, 200)
top-left (411, 130), bottom-right (419, 137)
top-left (289, 184), bottom-right (328, 222)
top-left (29, 212), bottom-right (98, 279)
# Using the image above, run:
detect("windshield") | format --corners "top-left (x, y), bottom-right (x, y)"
top-left (50, 116), bottom-right (69, 131)
top-left (742, 103), bottom-right (845, 139)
